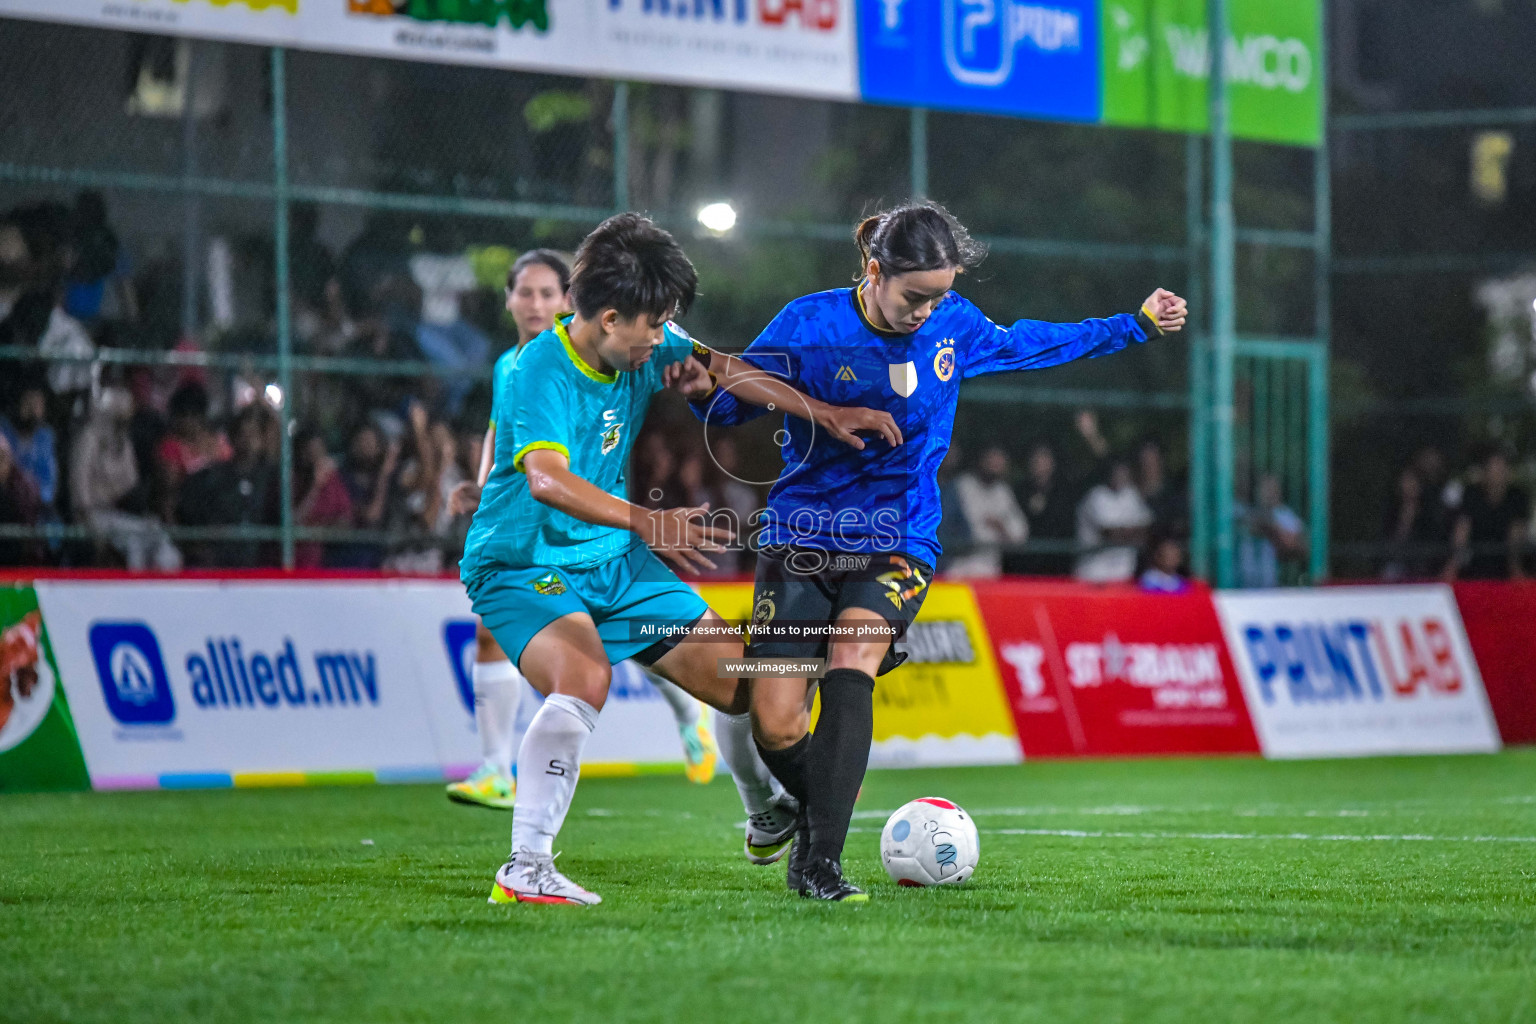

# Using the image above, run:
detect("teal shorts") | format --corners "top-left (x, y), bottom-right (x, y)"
top-left (467, 542), bottom-right (710, 672)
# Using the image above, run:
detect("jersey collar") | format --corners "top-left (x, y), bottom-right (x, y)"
top-left (852, 281), bottom-right (908, 340)
top-left (554, 314), bottom-right (618, 384)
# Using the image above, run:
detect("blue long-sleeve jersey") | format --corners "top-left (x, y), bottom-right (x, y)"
top-left (691, 286), bottom-right (1149, 566)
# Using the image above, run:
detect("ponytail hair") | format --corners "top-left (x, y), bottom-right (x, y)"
top-left (853, 201), bottom-right (985, 280)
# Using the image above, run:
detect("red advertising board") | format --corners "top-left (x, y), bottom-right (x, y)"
top-left (1452, 582), bottom-right (1536, 745)
top-left (971, 581), bottom-right (1260, 758)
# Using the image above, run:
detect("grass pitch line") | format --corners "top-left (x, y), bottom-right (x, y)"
top-left (850, 826), bottom-right (1536, 843)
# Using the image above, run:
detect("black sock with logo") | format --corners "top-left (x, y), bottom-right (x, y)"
top-left (756, 733), bottom-right (810, 806)
top-left (805, 667), bottom-right (875, 866)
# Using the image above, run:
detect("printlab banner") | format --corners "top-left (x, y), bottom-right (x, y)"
top-left (0, 0), bottom-right (860, 100)
top-left (1213, 586), bottom-right (1502, 758)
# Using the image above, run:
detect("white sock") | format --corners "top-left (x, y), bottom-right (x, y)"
top-left (646, 668), bottom-right (701, 728)
top-left (714, 709), bottom-right (782, 816)
top-left (510, 694), bottom-right (599, 858)
top-left (473, 660), bottom-right (523, 777)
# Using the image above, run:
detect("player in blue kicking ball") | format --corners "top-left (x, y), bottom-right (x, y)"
top-left (676, 202), bottom-right (1187, 900)
top-left (462, 213), bottom-right (899, 905)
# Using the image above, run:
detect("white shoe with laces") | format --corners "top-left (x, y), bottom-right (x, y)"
top-left (744, 793), bottom-right (801, 865)
top-left (488, 849), bottom-right (602, 906)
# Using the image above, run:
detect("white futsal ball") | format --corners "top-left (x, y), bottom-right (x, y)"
top-left (880, 797), bottom-right (980, 887)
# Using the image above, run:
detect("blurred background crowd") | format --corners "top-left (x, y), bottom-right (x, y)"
top-left (1, 189), bottom-right (1529, 583)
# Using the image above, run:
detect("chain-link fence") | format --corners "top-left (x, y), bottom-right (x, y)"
top-left (0, 16), bottom-right (1339, 583)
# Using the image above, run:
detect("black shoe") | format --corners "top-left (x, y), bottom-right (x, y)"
top-left (784, 817), bottom-right (810, 894)
top-left (798, 856), bottom-right (868, 902)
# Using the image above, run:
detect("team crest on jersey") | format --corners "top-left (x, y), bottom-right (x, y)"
top-left (532, 572), bottom-right (567, 596)
top-left (600, 421), bottom-right (624, 455)
top-left (599, 411), bottom-right (623, 454)
top-left (751, 591), bottom-right (776, 628)
top-left (934, 344), bottom-right (955, 382)
top-left (835, 365), bottom-right (858, 382)
top-left (888, 361), bottom-right (918, 397)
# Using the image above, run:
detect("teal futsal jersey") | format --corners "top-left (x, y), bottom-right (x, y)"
top-left (460, 315), bottom-right (699, 584)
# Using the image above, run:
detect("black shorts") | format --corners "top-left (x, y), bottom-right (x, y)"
top-left (746, 546), bottom-right (933, 676)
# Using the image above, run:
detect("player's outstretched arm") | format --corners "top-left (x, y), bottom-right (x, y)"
top-left (520, 448), bottom-right (732, 576)
top-left (964, 288), bottom-right (1188, 378)
top-left (664, 350), bottom-right (903, 450)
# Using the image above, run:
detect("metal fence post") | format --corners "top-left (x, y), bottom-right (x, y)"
top-left (1185, 132), bottom-right (1210, 580)
top-left (1311, 5), bottom-right (1332, 581)
top-left (1209, 0), bottom-right (1237, 589)
top-left (272, 47), bottom-right (295, 570)
top-left (910, 107), bottom-right (928, 199)
top-left (613, 81), bottom-right (629, 212)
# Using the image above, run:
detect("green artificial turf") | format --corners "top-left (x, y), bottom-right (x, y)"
top-left (4, 752), bottom-right (1536, 1024)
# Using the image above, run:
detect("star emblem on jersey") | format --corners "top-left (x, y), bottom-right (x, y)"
top-left (533, 572), bottom-right (567, 596)
top-left (600, 422), bottom-right (624, 455)
top-left (835, 365), bottom-right (859, 382)
top-left (934, 345), bottom-right (955, 382)
top-left (888, 361), bottom-right (918, 397)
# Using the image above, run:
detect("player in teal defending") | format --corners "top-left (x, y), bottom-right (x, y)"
top-left (462, 213), bottom-right (900, 905)
top-left (446, 249), bottom-right (723, 811)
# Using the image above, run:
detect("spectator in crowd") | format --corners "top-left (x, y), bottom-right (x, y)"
top-left (383, 402), bottom-right (448, 574)
top-left (1382, 463), bottom-right (1440, 581)
top-left (1008, 440), bottom-right (1075, 576)
top-left (0, 374), bottom-right (58, 520)
top-left (1238, 473), bottom-right (1307, 588)
top-left (709, 435), bottom-right (761, 574)
top-left (936, 445), bottom-right (972, 574)
top-left (1414, 445), bottom-right (1455, 532)
top-left (675, 448), bottom-right (735, 578)
top-left (399, 248), bottom-right (493, 417)
top-left (948, 446), bottom-right (1028, 578)
top-left (634, 431), bottom-right (685, 510)
top-left (428, 419), bottom-right (473, 570)
top-left (71, 386), bottom-right (181, 572)
top-left (1139, 528), bottom-right (1191, 594)
top-left (157, 382), bottom-right (231, 523)
top-left (1137, 437), bottom-right (1186, 534)
top-left (0, 217), bottom-right (29, 322)
top-left (0, 431), bottom-right (45, 566)
top-left (176, 405), bottom-right (279, 567)
top-left (1064, 409), bottom-right (1112, 494)
top-left (1444, 448), bottom-right (1530, 581)
top-left (1075, 460), bottom-right (1152, 583)
top-left (62, 191), bottom-right (137, 327)
top-left (293, 427), bottom-right (354, 570)
top-left (332, 421), bottom-right (397, 568)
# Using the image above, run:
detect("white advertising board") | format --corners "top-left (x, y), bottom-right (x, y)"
top-left (34, 579), bottom-right (696, 788)
top-left (1214, 586), bottom-right (1501, 759)
top-left (0, 0), bottom-right (859, 100)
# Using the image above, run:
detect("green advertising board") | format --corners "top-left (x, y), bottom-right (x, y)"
top-left (1101, 0), bottom-right (1322, 147)
top-left (0, 586), bottom-right (90, 793)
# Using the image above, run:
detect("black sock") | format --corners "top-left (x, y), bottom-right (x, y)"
top-left (756, 733), bottom-right (811, 807)
top-left (805, 668), bottom-right (874, 865)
